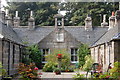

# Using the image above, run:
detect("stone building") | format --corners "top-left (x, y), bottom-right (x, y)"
top-left (0, 9), bottom-right (120, 77)
top-left (0, 11), bottom-right (23, 77)
top-left (90, 10), bottom-right (120, 72)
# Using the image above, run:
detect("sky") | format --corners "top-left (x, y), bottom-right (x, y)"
top-left (1, 0), bottom-right (8, 11)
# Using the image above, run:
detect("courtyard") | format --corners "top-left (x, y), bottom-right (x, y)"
top-left (0, 0), bottom-right (120, 80)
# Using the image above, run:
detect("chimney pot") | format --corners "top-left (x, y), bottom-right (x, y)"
top-left (28, 11), bottom-right (35, 30)
top-left (14, 11), bottom-right (20, 27)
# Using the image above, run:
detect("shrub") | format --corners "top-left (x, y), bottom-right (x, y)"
top-left (73, 73), bottom-right (85, 80)
top-left (0, 62), bottom-right (6, 77)
top-left (18, 63), bottom-right (39, 79)
top-left (44, 49), bottom-right (71, 71)
top-left (110, 61), bottom-right (120, 79)
top-left (42, 61), bottom-right (58, 72)
top-left (82, 55), bottom-right (94, 71)
top-left (53, 68), bottom-right (61, 72)
top-left (23, 45), bottom-right (42, 68)
top-left (61, 65), bottom-right (75, 72)
top-left (77, 44), bottom-right (90, 67)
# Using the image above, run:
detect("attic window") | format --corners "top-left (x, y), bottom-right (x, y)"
top-left (56, 33), bottom-right (64, 42)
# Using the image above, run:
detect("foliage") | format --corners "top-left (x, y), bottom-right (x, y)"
top-left (92, 61), bottom-right (120, 79)
top-left (77, 44), bottom-right (90, 67)
top-left (7, 2), bottom-right (118, 26)
top-left (0, 62), bottom-right (6, 77)
top-left (42, 61), bottom-right (58, 72)
top-left (22, 45), bottom-right (42, 68)
top-left (82, 55), bottom-right (94, 71)
top-left (18, 63), bottom-right (40, 80)
top-left (109, 61), bottom-right (120, 79)
top-left (73, 73), bottom-right (85, 80)
top-left (26, 45), bottom-right (42, 68)
top-left (53, 68), bottom-right (61, 72)
top-left (8, 2), bottom-right (58, 26)
top-left (61, 65), bottom-right (75, 72)
top-left (65, 2), bottom-right (118, 26)
top-left (45, 49), bottom-right (71, 69)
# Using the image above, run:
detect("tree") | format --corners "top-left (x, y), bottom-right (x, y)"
top-left (22, 45), bottom-right (42, 68)
top-left (7, 2), bottom-right (118, 26)
top-left (8, 2), bottom-right (58, 26)
top-left (27, 45), bottom-right (42, 69)
top-left (77, 44), bottom-right (90, 68)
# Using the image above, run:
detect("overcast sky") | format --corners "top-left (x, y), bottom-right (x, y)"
top-left (1, 0), bottom-right (8, 11)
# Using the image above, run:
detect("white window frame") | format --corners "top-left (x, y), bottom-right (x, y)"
top-left (40, 49), bottom-right (50, 63)
top-left (71, 48), bottom-right (78, 63)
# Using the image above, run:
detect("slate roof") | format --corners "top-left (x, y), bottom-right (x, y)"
top-left (13, 27), bottom-right (54, 45)
top-left (65, 26), bottom-right (108, 46)
top-left (92, 25), bottom-right (120, 47)
top-left (0, 21), bottom-right (22, 44)
top-left (13, 26), bottom-right (108, 46)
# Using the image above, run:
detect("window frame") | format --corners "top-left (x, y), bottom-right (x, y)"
top-left (40, 48), bottom-right (50, 63)
top-left (70, 48), bottom-right (78, 63)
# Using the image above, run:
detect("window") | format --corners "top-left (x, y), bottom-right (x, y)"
top-left (71, 48), bottom-right (78, 63)
top-left (41, 49), bottom-right (50, 63)
top-left (56, 33), bottom-right (64, 42)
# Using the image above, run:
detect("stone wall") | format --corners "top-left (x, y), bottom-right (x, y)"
top-left (1, 40), bottom-right (21, 76)
top-left (38, 29), bottom-right (81, 53)
top-left (114, 40), bottom-right (120, 62)
top-left (90, 40), bottom-right (119, 72)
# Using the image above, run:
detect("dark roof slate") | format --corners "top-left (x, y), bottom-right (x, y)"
top-left (92, 25), bottom-right (119, 46)
top-left (14, 26), bottom-right (108, 46)
top-left (0, 21), bottom-right (22, 44)
top-left (13, 27), bottom-right (54, 45)
top-left (65, 27), bottom-right (108, 46)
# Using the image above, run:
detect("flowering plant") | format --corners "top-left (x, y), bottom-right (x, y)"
top-left (57, 54), bottom-right (62, 59)
top-left (18, 63), bottom-right (41, 79)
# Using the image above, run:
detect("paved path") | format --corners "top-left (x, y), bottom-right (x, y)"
top-left (38, 70), bottom-right (91, 79)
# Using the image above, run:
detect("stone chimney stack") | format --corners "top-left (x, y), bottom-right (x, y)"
top-left (115, 10), bottom-right (120, 31)
top-left (5, 9), bottom-right (12, 26)
top-left (28, 11), bottom-right (35, 30)
top-left (85, 15), bottom-right (92, 31)
top-left (101, 14), bottom-right (108, 27)
top-left (13, 11), bottom-right (20, 27)
top-left (109, 12), bottom-right (115, 30)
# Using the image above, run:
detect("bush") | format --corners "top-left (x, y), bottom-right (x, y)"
top-left (43, 49), bottom-right (71, 72)
top-left (18, 63), bottom-right (39, 79)
top-left (73, 73), bottom-right (85, 80)
top-left (77, 44), bottom-right (90, 67)
top-left (0, 62), bottom-right (6, 77)
top-left (110, 61), bottom-right (120, 79)
top-left (61, 65), bottom-right (75, 72)
top-left (22, 45), bottom-right (42, 68)
top-left (42, 61), bottom-right (58, 72)
top-left (82, 55), bottom-right (94, 71)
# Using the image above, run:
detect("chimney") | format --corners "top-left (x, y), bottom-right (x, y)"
top-left (115, 10), bottom-right (120, 32)
top-left (101, 14), bottom-right (108, 27)
top-left (5, 9), bottom-right (12, 26)
top-left (28, 11), bottom-right (35, 30)
top-left (109, 12), bottom-right (115, 30)
top-left (85, 15), bottom-right (92, 31)
top-left (13, 11), bottom-right (20, 27)
top-left (0, 11), bottom-right (5, 23)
